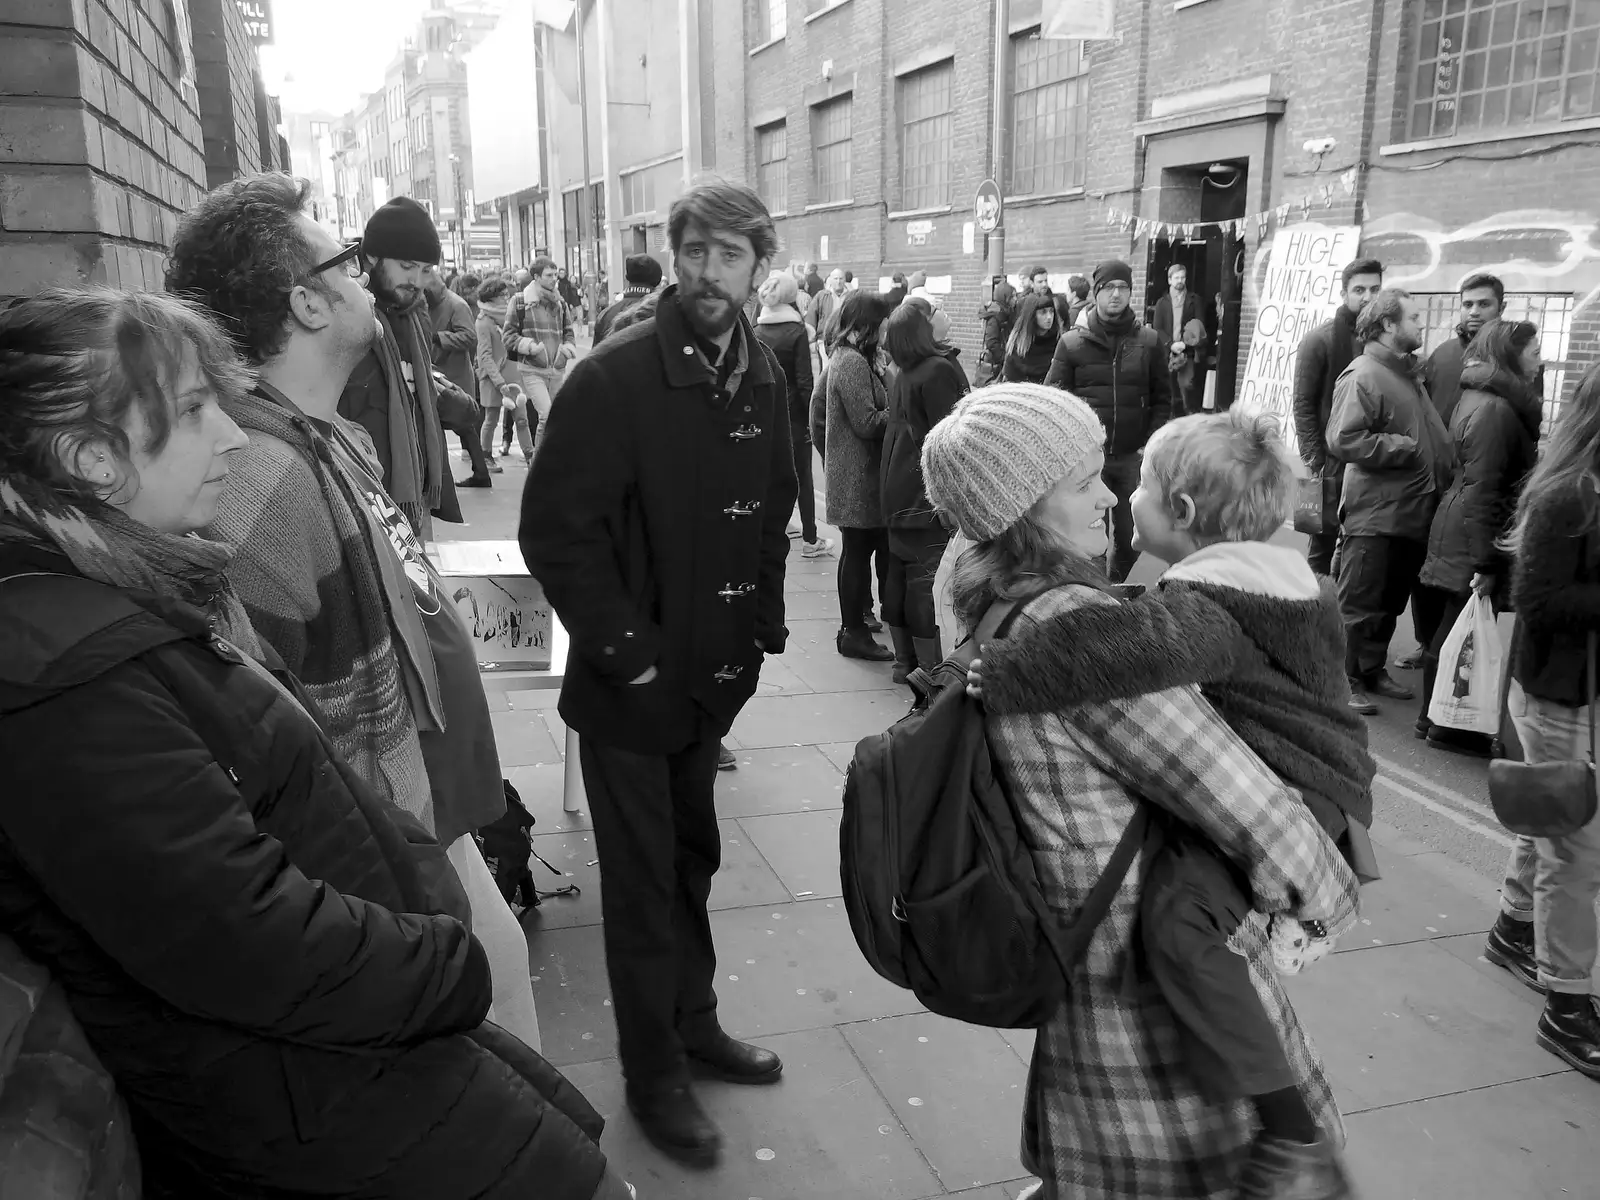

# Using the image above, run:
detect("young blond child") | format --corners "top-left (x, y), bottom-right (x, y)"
top-left (972, 409), bottom-right (1376, 1154)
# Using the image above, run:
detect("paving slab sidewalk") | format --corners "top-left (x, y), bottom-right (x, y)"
top-left (502, 549), bottom-right (1600, 1200)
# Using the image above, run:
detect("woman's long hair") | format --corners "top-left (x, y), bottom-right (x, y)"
top-left (1502, 361), bottom-right (1600, 556)
top-left (834, 291), bottom-right (893, 364)
top-left (884, 301), bottom-right (940, 371)
top-left (948, 511), bottom-right (1110, 632)
top-left (1464, 317), bottom-right (1540, 382)
top-left (1005, 294), bottom-right (1056, 362)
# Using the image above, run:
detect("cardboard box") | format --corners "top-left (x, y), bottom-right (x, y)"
top-left (433, 541), bottom-right (553, 671)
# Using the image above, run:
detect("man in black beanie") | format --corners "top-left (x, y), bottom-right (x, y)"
top-left (1043, 258), bottom-right (1170, 581)
top-left (338, 196), bottom-right (458, 539)
top-left (593, 253), bottom-right (663, 345)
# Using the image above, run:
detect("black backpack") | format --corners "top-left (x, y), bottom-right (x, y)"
top-left (839, 591), bottom-right (1149, 1029)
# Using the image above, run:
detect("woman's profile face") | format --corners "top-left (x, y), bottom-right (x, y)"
top-left (106, 348), bottom-right (248, 535)
top-left (931, 306), bottom-right (951, 342)
top-left (1034, 305), bottom-right (1056, 333)
top-left (1519, 338), bottom-right (1543, 380)
top-left (1032, 448), bottom-right (1114, 559)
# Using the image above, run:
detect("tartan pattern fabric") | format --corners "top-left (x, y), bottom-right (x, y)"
top-left (991, 584), bottom-right (1359, 1199)
top-left (505, 286), bottom-right (574, 368)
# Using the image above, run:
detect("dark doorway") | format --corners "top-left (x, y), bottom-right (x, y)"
top-left (1145, 157), bottom-right (1248, 410)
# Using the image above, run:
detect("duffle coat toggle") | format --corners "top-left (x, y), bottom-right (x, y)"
top-left (729, 423), bottom-right (762, 441)
top-left (717, 582), bottom-right (756, 601)
top-left (722, 499), bottom-right (763, 517)
top-left (712, 663), bottom-right (744, 682)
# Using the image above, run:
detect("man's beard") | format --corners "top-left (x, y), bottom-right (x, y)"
top-left (370, 271), bottom-right (420, 311)
top-left (681, 281), bottom-right (742, 337)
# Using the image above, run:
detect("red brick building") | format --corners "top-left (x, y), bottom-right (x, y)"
top-left (704, 0), bottom-right (1599, 410)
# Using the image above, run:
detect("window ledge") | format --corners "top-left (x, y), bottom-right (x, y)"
top-left (748, 35), bottom-right (785, 57)
top-left (768, 210), bottom-right (789, 219)
top-left (804, 0), bottom-right (853, 24)
top-left (805, 198), bottom-right (855, 212)
top-left (887, 204), bottom-right (953, 220)
top-left (1378, 115), bottom-right (1600, 156)
top-left (1005, 186), bottom-right (1087, 210)
top-left (1174, 0), bottom-right (1219, 8)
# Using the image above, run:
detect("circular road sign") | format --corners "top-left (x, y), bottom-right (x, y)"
top-left (975, 179), bottom-right (1002, 233)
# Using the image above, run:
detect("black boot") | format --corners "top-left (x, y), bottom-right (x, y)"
top-left (625, 1081), bottom-right (722, 1166)
top-left (1484, 913), bottom-right (1544, 992)
top-left (837, 626), bottom-right (893, 661)
top-left (888, 626), bottom-right (917, 684)
top-left (912, 632), bottom-right (944, 672)
top-left (1537, 992), bottom-right (1600, 1079)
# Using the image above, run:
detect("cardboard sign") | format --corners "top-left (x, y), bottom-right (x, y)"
top-left (1236, 223), bottom-right (1361, 453)
top-left (434, 541), bottom-right (553, 671)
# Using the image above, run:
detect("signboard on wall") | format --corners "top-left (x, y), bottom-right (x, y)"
top-left (1235, 222), bottom-right (1361, 453)
top-left (235, 0), bottom-right (274, 44)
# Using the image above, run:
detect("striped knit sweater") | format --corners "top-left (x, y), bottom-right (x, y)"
top-left (206, 386), bottom-right (435, 832)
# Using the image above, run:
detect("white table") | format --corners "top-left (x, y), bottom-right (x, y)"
top-left (475, 615), bottom-right (585, 813)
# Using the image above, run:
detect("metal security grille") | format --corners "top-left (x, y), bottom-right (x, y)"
top-left (756, 123), bottom-right (787, 214)
top-left (1404, 0), bottom-right (1600, 142)
top-left (812, 95), bottom-right (853, 205)
top-left (900, 61), bottom-right (953, 211)
top-left (1415, 291), bottom-right (1578, 432)
top-left (1010, 31), bottom-right (1089, 195)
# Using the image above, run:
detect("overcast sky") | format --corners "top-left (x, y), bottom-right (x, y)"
top-left (258, 0), bottom-right (437, 117)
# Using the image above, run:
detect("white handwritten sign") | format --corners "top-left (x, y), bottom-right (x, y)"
top-left (435, 541), bottom-right (553, 670)
top-left (1236, 223), bottom-right (1360, 453)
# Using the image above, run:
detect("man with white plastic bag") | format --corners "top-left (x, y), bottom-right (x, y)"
top-left (1428, 588), bottom-right (1507, 739)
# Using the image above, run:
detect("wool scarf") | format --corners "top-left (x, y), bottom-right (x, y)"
top-left (0, 478), bottom-right (262, 658)
top-left (371, 299), bottom-right (446, 533)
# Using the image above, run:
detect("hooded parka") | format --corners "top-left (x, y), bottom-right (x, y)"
top-left (0, 543), bottom-right (626, 1200)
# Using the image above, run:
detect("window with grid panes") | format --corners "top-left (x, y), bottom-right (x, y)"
top-left (1414, 291), bottom-right (1578, 432)
top-left (811, 95), bottom-right (853, 205)
top-left (755, 0), bottom-right (786, 42)
top-left (1404, 0), bottom-right (1600, 142)
top-left (1010, 30), bottom-right (1089, 195)
top-left (900, 61), bottom-right (953, 210)
top-left (756, 122), bottom-right (788, 213)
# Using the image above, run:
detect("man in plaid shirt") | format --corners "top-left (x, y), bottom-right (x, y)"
top-left (504, 256), bottom-right (576, 446)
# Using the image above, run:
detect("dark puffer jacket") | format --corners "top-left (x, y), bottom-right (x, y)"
top-left (881, 348), bottom-right (969, 528)
top-left (0, 544), bottom-right (624, 1200)
top-left (1419, 360), bottom-right (1543, 596)
top-left (1042, 313), bottom-right (1171, 458)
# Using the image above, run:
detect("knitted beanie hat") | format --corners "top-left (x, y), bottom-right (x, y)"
top-left (922, 383), bottom-right (1105, 541)
top-left (361, 197), bottom-right (442, 265)
top-left (1092, 259), bottom-right (1134, 293)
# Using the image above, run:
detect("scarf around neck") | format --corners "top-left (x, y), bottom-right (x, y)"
top-left (371, 298), bottom-right (445, 530)
top-left (0, 478), bottom-right (262, 658)
top-left (1091, 306), bottom-right (1138, 340)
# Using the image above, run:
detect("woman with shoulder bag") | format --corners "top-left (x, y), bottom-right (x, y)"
top-left (1413, 319), bottom-right (1544, 755)
top-left (1483, 361), bottom-right (1600, 1081)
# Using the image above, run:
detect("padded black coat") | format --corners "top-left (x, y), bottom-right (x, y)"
top-left (1042, 313), bottom-right (1171, 458)
top-left (0, 543), bottom-right (622, 1200)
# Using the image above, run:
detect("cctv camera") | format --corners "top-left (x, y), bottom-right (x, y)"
top-left (1303, 137), bottom-right (1337, 156)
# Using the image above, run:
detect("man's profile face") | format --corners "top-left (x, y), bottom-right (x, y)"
top-left (674, 221), bottom-right (767, 339)
top-left (1341, 272), bottom-right (1382, 315)
top-left (1386, 298), bottom-right (1424, 354)
top-left (420, 263), bottom-right (448, 300)
top-left (299, 216), bottom-right (375, 357)
top-left (1460, 286), bottom-right (1503, 335)
top-left (369, 258), bottom-right (425, 307)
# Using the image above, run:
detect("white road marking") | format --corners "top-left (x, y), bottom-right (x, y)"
top-left (1373, 773), bottom-right (1514, 848)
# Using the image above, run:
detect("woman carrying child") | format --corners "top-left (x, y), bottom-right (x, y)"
top-left (924, 388), bottom-right (1360, 1200)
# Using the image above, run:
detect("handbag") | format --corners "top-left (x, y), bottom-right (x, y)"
top-left (1487, 624), bottom-right (1599, 838)
top-left (1293, 474), bottom-right (1339, 537)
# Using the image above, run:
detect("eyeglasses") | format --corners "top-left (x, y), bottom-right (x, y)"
top-left (308, 242), bottom-right (363, 280)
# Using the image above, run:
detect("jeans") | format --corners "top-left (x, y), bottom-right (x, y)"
top-left (1101, 451), bottom-right (1142, 583)
top-left (520, 365), bottom-right (562, 457)
top-left (1336, 533), bottom-right (1428, 680)
top-left (1305, 465), bottom-right (1344, 577)
top-left (481, 397), bottom-right (533, 459)
top-left (791, 425), bottom-right (818, 543)
top-left (1499, 683), bottom-right (1600, 995)
top-left (883, 525), bottom-right (950, 639)
top-left (838, 526), bottom-right (889, 630)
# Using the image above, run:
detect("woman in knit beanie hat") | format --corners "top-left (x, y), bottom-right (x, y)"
top-left (920, 380), bottom-right (1359, 1198)
top-left (922, 382), bottom-right (1113, 631)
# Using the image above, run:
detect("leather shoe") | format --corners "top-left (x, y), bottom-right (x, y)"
top-left (455, 475), bottom-right (492, 488)
top-left (1367, 670), bottom-right (1414, 700)
top-left (686, 1033), bottom-right (784, 1084)
top-left (1537, 992), bottom-right (1600, 1079)
top-left (625, 1082), bottom-right (722, 1165)
top-left (1345, 678), bottom-right (1378, 716)
top-left (1234, 1134), bottom-right (1353, 1199)
top-left (837, 627), bottom-right (894, 661)
top-left (1484, 913), bottom-right (1544, 993)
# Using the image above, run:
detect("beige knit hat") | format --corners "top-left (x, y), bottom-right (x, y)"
top-left (922, 382), bottom-right (1105, 540)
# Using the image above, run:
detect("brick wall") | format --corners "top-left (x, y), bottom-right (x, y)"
top-left (190, 0), bottom-right (265, 186)
top-left (1, 0), bottom-right (209, 291)
top-left (709, 0), bottom-right (1598, 396)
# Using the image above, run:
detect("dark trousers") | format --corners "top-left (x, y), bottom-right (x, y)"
top-left (1102, 452), bottom-right (1143, 583)
top-left (838, 525), bottom-right (890, 629)
top-left (1337, 534), bottom-right (1428, 680)
top-left (883, 525), bottom-right (950, 639)
top-left (1305, 466), bottom-right (1344, 577)
top-left (792, 426), bottom-right (818, 543)
top-left (1413, 584), bottom-right (1496, 739)
top-left (1142, 833), bottom-right (1296, 1101)
top-left (578, 733), bottom-right (723, 1088)
top-left (443, 410), bottom-right (491, 482)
